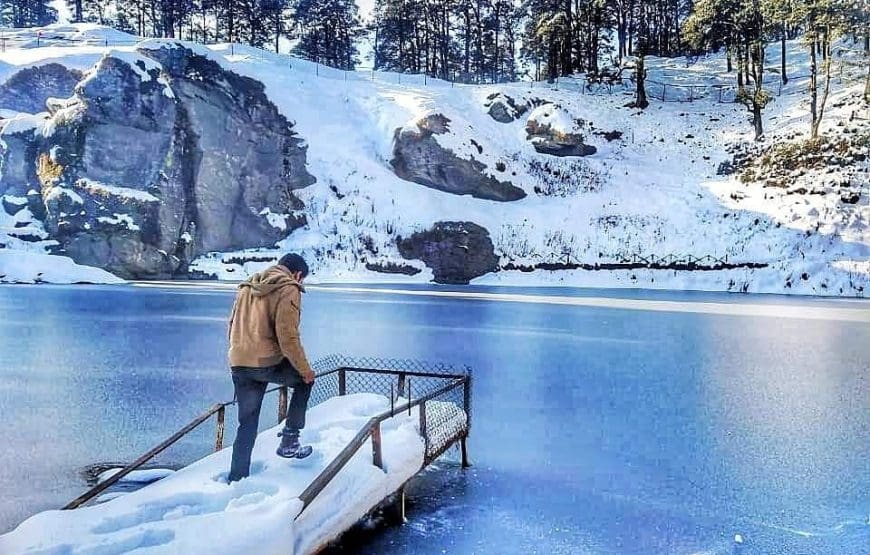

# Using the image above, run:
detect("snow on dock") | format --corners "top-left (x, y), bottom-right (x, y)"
top-left (0, 393), bottom-right (464, 555)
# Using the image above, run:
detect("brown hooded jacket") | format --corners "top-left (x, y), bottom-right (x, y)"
top-left (227, 265), bottom-right (314, 379)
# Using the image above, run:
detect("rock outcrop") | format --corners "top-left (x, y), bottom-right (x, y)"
top-left (525, 104), bottom-right (597, 157)
top-left (0, 63), bottom-right (83, 114)
top-left (0, 44), bottom-right (315, 279)
top-left (485, 92), bottom-right (527, 124)
top-left (391, 113), bottom-right (526, 202)
top-left (397, 221), bottom-right (499, 284)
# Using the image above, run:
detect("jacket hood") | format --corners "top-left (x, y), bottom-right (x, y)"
top-left (239, 265), bottom-right (305, 297)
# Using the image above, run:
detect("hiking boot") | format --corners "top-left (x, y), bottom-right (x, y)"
top-left (276, 431), bottom-right (313, 459)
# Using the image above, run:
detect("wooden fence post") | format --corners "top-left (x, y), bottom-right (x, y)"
top-left (371, 422), bottom-right (384, 470)
top-left (214, 406), bottom-right (225, 452)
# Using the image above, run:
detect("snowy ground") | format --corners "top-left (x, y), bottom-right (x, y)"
top-left (0, 393), bottom-right (451, 555)
top-left (0, 25), bottom-right (867, 295)
top-left (0, 193), bottom-right (121, 284)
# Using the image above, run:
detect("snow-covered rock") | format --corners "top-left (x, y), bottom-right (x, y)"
top-left (0, 63), bottom-right (82, 114)
top-left (391, 112), bottom-right (526, 201)
top-left (397, 221), bottom-right (499, 284)
top-left (525, 104), bottom-right (597, 157)
top-left (0, 41), bottom-right (315, 279)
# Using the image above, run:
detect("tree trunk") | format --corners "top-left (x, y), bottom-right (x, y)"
top-left (813, 35), bottom-right (834, 138)
top-left (743, 40), bottom-right (750, 85)
top-left (753, 103), bottom-right (763, 139)
top-left (751, 40), bottom-right (765, 140)
top-left (617, 8), bottom-right (626, 63)
top-left (635, 54), bottom-right (648, 108)
top-left (227, 0), bottom-right (235, 43)
top-left (274, 12), bottom-right (280, 53)
top-left (809, 39), bottom-right (819, 138)
top-left (781, 23), bottom-right (788, 84)
top-left (463, 8), bottom-right (470, 76)
top-left (864, 61), bottom-right (869, 104)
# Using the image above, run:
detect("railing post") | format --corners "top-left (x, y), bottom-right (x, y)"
top-left (214, 406), bottom-right (225, 451)
top-left (419, 400), bottom-right (428, 458)
top-left (387, 485), bottom-right (406, 524)
top-left (278, 386), bottom-right (288, 424)
top-left (464, 374), bottom-right (472, 434)
top-left (338, 368), bottom-right (347, 395)
top-left (371, 421), bottom-right (384, 470)
top-left (397, 372), bottom-right (406, 398)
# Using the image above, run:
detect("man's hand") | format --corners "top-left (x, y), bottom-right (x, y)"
top-left (302, 370), bottom-right (316, 385)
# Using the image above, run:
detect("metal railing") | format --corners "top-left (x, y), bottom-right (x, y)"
top-left (298, 363), bottom-right (471, 516)
top-left (63, 355), bottom-right (472, 513)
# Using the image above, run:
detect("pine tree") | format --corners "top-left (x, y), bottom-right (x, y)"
top-left (684, 0), bottom-right (772, 138)
top-left (292, 0), bottom-right (363, 69)
top-left (787, 0), bottom-right (856, 138)
top-left (1, 0), bottom-right (58, 27)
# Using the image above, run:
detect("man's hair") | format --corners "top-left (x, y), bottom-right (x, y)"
top-left (278, 253), bottom-right (309, 278)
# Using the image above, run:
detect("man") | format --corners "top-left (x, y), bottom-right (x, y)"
top-left (227, 253), bottom-right (316, 483)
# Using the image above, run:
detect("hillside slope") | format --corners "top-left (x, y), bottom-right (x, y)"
top-left (0, 24), bottom-right (867, 295)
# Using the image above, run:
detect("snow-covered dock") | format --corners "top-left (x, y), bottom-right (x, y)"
top-left (0, 358), bottom-right (471, 555)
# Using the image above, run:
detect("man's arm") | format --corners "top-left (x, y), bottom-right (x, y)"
top-left (275, 291), bottom-right (315, 383)
top-left (228, 293), bottom-right (240, 341)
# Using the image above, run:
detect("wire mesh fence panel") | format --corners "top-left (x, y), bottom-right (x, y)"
top-left (418, 381), bottom-right (468, 464)
top-left (307, 355), bottom-right (472, 464)
top-left (309, 370), bottom-right (340, 407)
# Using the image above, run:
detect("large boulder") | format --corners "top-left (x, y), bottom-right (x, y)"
top-left (141, 43), bottom-right (315, 253)
top-left (0, 63), bottom-right (83, 114)
top-left (485, 92), bottom-right (527, 124)
top-left (397, 221), bottom-right (499, 284)
top-left (391, 113), bottom-right (526, 202)
top-left (0, 44), bottom-right (315, 279)
top-left (526, 104), bottom-right (597, 157)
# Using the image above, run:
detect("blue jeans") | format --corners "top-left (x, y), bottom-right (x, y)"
top-left (228, 360), bottom-right (312, 482)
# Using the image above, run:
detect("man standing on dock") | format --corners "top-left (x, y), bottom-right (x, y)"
top-left (226, 253), bottom-right (316, 483)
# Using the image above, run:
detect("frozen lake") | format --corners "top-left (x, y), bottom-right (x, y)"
top-left (0, 283), bottom-right (867, 554)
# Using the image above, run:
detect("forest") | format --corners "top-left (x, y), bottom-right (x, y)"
top-left (2, 0), bottom-right (868, 141)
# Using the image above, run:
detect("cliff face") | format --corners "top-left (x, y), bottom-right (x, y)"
top-left (0, 43), bottom-right (314, 279)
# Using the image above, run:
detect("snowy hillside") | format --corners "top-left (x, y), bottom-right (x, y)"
top-left (0, 24), bottom-right (867, 295)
